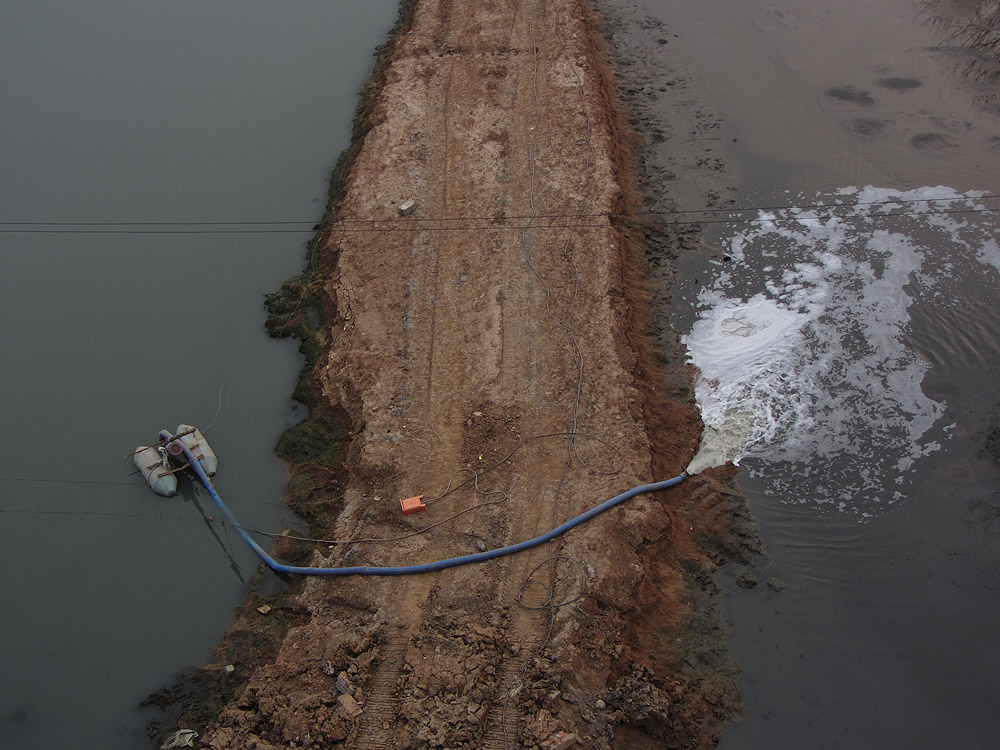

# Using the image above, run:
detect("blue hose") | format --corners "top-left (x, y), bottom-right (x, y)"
top-left (162, 430), bottom-right (686, 577)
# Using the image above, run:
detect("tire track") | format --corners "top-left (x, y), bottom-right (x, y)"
top-left (353, 631), bottom-right (410, 750)
top-left (482, 637), bottom-right (544, 750)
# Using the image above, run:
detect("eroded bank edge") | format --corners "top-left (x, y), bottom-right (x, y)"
top-left (141, 2), bottom-right (421, 743)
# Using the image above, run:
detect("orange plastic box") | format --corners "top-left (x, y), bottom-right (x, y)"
top-left (400, 495), bottom-right (427, 515)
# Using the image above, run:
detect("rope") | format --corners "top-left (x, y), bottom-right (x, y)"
top-left (203, 382), bottom-right (228, 433)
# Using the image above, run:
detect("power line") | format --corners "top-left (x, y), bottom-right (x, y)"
top-left (2, 202), bottom-right (995, 235)
top-left (319, 204), bottom-right (1000, 231)
top-left (0, 220), bottom-right (317, 226)
top-left (3, 192), bottom-right (999, 225)
top-left (0, 227), bottom-right (316, 235)
top-left (1, 193), bottom-right (996, 234)
top-left (307, 191), bottom-right (1000, 224)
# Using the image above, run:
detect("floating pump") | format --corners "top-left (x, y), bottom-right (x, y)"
top-left (173, 424), bottom-right (218, 476)
top-left (132, 425), bottom-right (218, 497)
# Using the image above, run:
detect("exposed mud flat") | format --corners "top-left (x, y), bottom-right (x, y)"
top-left (156, 1), bottom-right (764, 748)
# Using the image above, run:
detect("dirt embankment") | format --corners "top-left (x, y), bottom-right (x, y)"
top-left (168, 1), bottom-right (759, 748)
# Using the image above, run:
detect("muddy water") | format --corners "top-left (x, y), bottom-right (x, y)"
top-left (0, 1), bottom-right (398, 748)
top-left (628, 0), bottom-right (1000, 746)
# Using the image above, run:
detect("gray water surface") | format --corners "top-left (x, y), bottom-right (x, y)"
top-left (0, 1), bottom-right (399, 747)
top-left (631, 0), bottom-right (1000, 747)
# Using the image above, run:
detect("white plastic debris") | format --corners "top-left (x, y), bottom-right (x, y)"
top-left (161, 729), bottom-right (198, 748)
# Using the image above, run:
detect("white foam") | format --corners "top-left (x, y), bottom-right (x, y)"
top-left (685, 297), bottom-right (808, 473)
top-left (681, 186), bottom-right (998, 513)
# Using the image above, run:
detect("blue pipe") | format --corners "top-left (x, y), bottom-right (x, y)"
top-left (161, 430), bottom-right (686, 577)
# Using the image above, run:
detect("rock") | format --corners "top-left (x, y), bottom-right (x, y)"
top-left (329, 723), bottom-right (347, 742)
top-left (736, 571), bottom-right (758, 589)
top-left (337, 693), bottom-right (363, 717)
top-left (594, 699), bottom-right (606, 710)
top-left (767, 577), bottom-right (787, 592)
top-left (541, 731), bottom-right (579, 750)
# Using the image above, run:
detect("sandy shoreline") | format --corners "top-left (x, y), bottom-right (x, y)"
top-left (160, 2), bottom-right (759, 748)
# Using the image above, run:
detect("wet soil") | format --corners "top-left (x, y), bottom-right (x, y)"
top-left (156, 1), bottom-right (764, 748)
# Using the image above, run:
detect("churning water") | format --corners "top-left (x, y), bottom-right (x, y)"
top-left (684, 187), bottom-right (998, 514)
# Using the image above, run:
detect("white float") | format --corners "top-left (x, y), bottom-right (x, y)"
top-left (173, 424), bottom-right (218, 476)
top-left (133, 445), bottom-right (178, 497)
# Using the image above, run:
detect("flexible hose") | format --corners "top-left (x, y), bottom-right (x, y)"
top-left (162, 430), bottom-right (686, 577)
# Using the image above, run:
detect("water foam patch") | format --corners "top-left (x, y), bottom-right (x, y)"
top-left (685, 297), bottom-right (809, 473)
top-left (681, 186), bottom-right (998, 513)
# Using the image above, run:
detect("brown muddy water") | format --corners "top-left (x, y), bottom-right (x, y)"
top-left (0, 1), bottom-right (398, 747)
top-left (611, 0), bottom-right (1000, 747)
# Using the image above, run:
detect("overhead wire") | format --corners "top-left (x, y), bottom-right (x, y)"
top-left (327, 190), bottom-right (1000, 223)
top-left (1, 195), bottom-right (996, 235)
top-left (3, 192), bottom-right (997, 231)
top-left (0, 506), bottom-right (201, 523)
top-left (0, 227), bottom-right (318, 235)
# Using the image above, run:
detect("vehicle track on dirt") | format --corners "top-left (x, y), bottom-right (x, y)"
top-left (353, 632), bottom-right (409, 750)
top-left (338, 3), bottom-right (619, 741)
